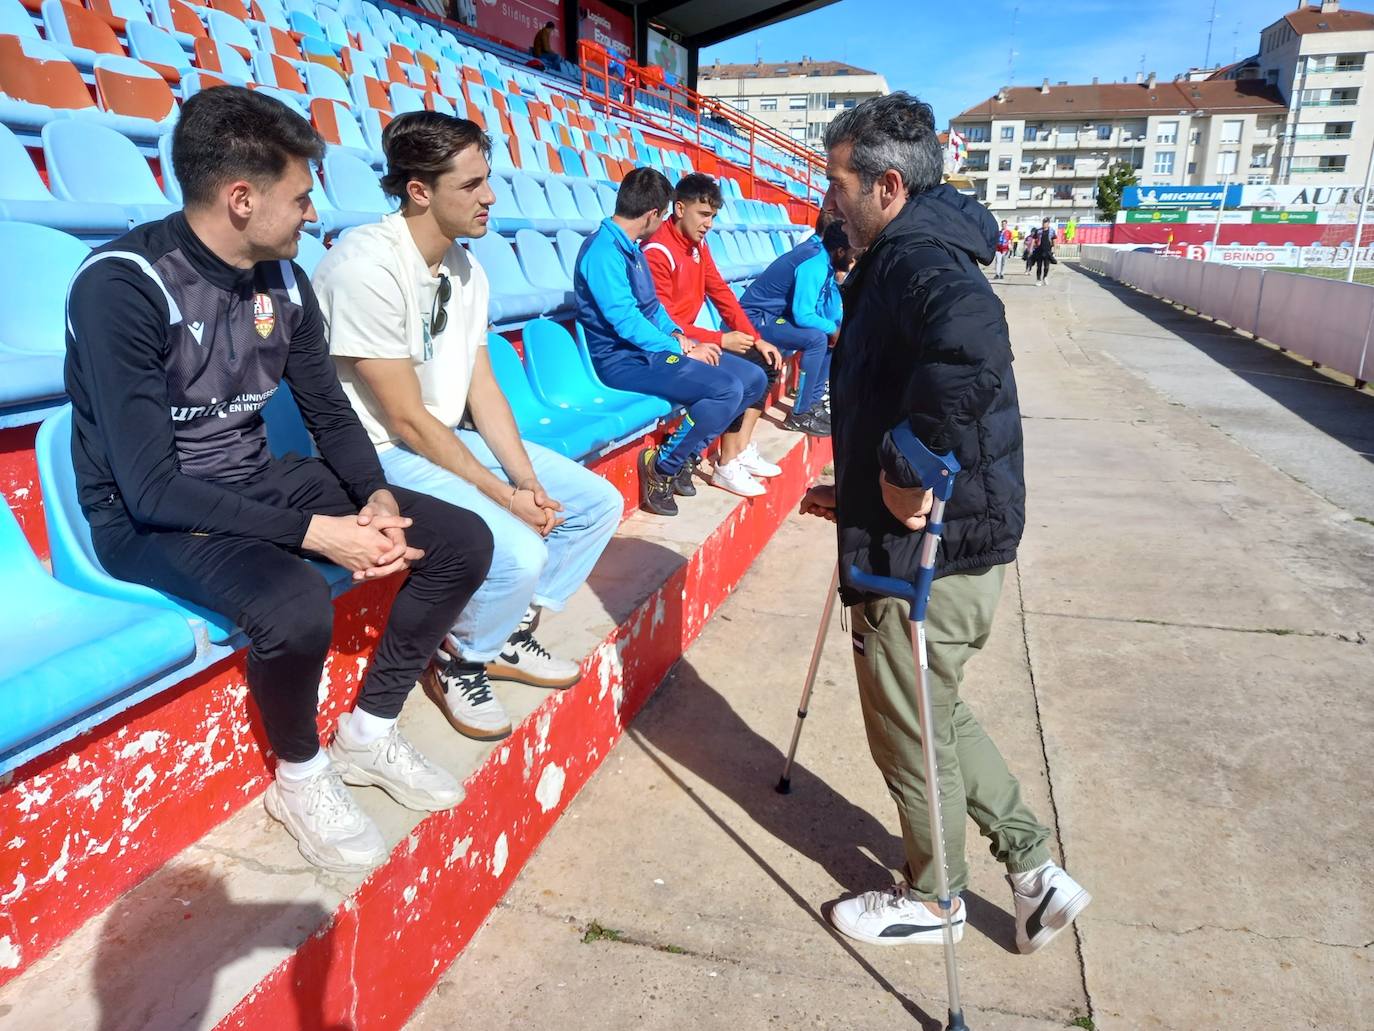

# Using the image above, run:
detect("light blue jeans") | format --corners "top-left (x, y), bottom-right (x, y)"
top-left (379, 430), bottom-right (623, 661)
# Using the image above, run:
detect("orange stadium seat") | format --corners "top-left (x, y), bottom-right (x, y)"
top-left (94, 55), bottom-right (176, 122)
top-left (0, 35), bottom-right (97, 113)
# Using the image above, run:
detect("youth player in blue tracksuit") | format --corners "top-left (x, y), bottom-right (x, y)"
top-left (740, 221), bottom-right (852, 436)
top-left (573, 168), bottom-right (767, 517)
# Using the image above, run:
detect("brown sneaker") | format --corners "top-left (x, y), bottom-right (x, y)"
top-left (420, 653), bottom-right (512, 740)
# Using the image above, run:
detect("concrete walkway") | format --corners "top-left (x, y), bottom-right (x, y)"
top-left (405, 260), bottom-right (1374, 1030)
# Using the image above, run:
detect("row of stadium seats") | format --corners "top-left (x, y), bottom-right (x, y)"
top-left (0, 208), bottom-right (806, 422)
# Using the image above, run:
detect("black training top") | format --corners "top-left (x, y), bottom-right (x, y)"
top-left (64, 212), bottom-right (388, 548)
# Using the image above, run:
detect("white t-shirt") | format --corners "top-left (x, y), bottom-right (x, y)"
top-left (313, 213), bottom-right (490, 450)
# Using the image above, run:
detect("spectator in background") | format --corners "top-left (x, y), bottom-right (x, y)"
top-left (314, 112), bottom-right (621, 742)
top-left (1023, 224), bottom-right (1038, 273)
top-left (64, 87), bottom-right (496, 872)
top-left (644, 173), bottom-right (784, 495)
top-left (1010, 224), bottom-right (1020, 257)
top-left (1065, 217), bottom-right (1077, 244)
top-left (1032, 216), bottom-right (1057, 286)
top-left (993, 219), bottom-right (1011, 279)
top-left (739, 220), bottom-right (853, 437)
top-left (573, 168), bottom-right (768, 516)
top-left (532, 21), bottom-right (565, 74)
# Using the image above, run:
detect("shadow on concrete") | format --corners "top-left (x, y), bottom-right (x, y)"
top-left (1068, 264), bottom-right (1374, 463)
top-left (94, 870), bottom-right (338, 1031)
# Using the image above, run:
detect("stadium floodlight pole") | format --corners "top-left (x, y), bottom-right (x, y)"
top-left (1346, 135), bottom-right (1374, 283)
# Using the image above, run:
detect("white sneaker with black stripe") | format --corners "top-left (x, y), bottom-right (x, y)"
top-left (1010, 862), bottom-right (1091, 954)
top-left (485, 607), bottom-right (581, 689)
top-left (828, 883), bottom-right (965, 946)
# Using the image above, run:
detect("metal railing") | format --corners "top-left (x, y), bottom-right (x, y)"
top-left (576, 40), bottom-right (827, 208)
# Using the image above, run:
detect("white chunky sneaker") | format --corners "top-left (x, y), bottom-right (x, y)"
top-left (420, 651), bottom-right (513, 740)
top-left (829, 883), bottom-right (965, 946)
top-left (1010, 862), bottom-right (1091, 954)
top-left (263, 764), bottom-right (387, 873)
top-left (486, 607), bottom-right (581, 689)
top-left (329, 712), bottom-right (463, 812)
top-left (736, 441), bottom-right (782, 478)
top-left (711, 457), bottom-right (766, 498)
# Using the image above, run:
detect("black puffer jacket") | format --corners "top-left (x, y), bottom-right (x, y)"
top-left (831, 184), bottom-right (1025, 604)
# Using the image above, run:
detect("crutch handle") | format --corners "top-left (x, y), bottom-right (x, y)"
top-left (848, 426), bottom-right (959, 620)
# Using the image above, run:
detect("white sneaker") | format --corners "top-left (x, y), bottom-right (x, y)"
top-left (264, 764), bottom-right (388, 873)
top-left (421, 651), bottom-right (513, 740)
top-left (711, 457), bottom-right (766, 498)
top-left (829, 883), bottom-right (965, 946)
top-left (736, 441), bottom-right (782, 478)
top-left (486, 607), bottom-right (581, 689)
top-left (1010, 862), bottom-right (1091, 954)
top-left (329, 712), bottom-right (463, 812)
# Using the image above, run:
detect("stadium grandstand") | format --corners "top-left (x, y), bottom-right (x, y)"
top-left (0, 0), bottom-right (844, 1025)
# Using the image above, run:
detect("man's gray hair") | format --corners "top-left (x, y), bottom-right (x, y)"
top-left (823, 92), bottom-right (943, 197)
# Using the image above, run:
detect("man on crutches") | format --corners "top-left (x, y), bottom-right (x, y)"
top-left (799, 93), bottom-right (1091, 975)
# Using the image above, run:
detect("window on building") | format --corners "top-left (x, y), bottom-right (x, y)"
top-left (789, 95), bottom-right (807, 110)
top-left (1248, 173), bottom-right (1270, 184)
top-left (1319, 155), bottom-right (1348, 171)
top-left (1020, 157), bottom-right (1034, 173)
top-left (998, 155), bottom-right (1013, 171)
top-left (1024, 126), bottom-right (1039, 141)
top-left (1053, 183), bottom-right (1073, 200)
top-left (732, 98), bottom-right (749, 111)
top-left (1056, 153), bottom-right (1074, 169)
top-left (1189, 128), bottom-right (1201, 144)
top-left (788, 126), bottom-right (805, 140)
top-left (1000, 125), bottom-right (1015, 141)
top-left (1097, 124), bottom-right (1112, 140)
top-left (842, 98), bottom-right (856, 108)
top-left (1153, 150), bottom-right (1175, 174)
top-left (1019, 184), bottom-right (1033, 200)
top-left (1218, 150), bottom-right (1238, 175)
top-left (1325, 121), bottom-right (1354, 139)
top-left (807, 122), bottom-right (826, 138)
top-left (1250, 147), bottom-right (1272, 168)
top-left (760, 97), bottom-right (777, 111)
top-left (1220, 119), bottom-right (1243, 144)
top-left (1156, 120), bottom-right (1178, 144)
top-left (1187, 161), bottom-right (1197, 175)
top-left (996, 184), bottom-right (1010, 200)
top-left (1058, 125), bottom-right (1078, 142)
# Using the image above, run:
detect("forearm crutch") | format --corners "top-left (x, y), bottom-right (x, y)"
top-left (775, 562), bottom-right (840, 795)
top-left (847, 425), bottom-right (969, 1031)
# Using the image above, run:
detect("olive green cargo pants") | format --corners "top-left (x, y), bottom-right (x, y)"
top-left (849, 564), bottom-right (1051, 899)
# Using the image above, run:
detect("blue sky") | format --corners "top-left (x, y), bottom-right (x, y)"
top-left (700, 0), bottom-right (1374, 127)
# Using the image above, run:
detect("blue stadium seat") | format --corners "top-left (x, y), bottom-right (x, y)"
top-left (126, 21), bottom-right (193, 80)
top-left (595, 182), bottom-right (618, 217)
top-left (558, 144), bottom-right (590, 179)
top-left (488, 134), bottom-right (518, 177)
top-left (554, 227), bottom-right (584, 281)
top-left (510, 173), bottom-right (562, 233)
top-left (467, 232), bottom-right (560, 323)
top-left (37, 403), bottom-right (354, 646)
top-left (204, 9), bottom-right (258, 59)
top-left (521, 318), bottom-right (670, 435)
top-left (0, 124), bottom-right (132, 236)
top-left (0, 495), bottom-right (197, 763)
top-left (484, 333), bottom-right (618, 460)
top-left (0, 222), bottom-right (88, 410)
top-left (0, 0), bottom-right (38, 40)
top-left (513, 228), bottom-right (572, 308)
top-left (571, 181), bottom-right (605, 227)
top-left (321, 149), bottom-right (391, 221)
top-left (294, 231), bottom-right (327, 276)
top-left (545, 177), bottom-right (596, 233)
top-left (43, 121), bottom-right (177, 226)
top-left (304, 62), bottom-right (352, 105)
top-left (486, 174), bottom-right (531, 233)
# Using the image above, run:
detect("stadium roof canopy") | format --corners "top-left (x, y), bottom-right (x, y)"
top-left (622, 0), bottom-right (840, 48)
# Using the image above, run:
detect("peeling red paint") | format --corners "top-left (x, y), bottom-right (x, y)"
top-left (0, 425), bottom-right (46, 561)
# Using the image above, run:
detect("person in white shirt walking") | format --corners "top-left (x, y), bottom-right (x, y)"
top-left (314, 112), bottom-right (623, 741)
top-left (993, 219), bottom-right (1011, 280)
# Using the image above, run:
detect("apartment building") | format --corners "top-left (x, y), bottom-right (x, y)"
top-left (950, 77), bottom-right (1288, 222)
top-left (1252, 1), bottom-right (1374, 183)
top-left (697, 58), bottom-right (889, 149)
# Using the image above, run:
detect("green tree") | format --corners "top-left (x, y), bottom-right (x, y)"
top-left (1096, 161), bottom-right (1139, 221)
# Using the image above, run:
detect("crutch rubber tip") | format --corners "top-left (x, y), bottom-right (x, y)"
top-left (775, 776), bottom-right (791, 794)
top-left (946, 1011), bottom-right (969, 1031)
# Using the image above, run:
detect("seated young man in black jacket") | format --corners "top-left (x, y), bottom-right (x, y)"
top-left (800, 92), bottom-right (1091, 954)
top-left (64, 87), bottom-right (494, 873)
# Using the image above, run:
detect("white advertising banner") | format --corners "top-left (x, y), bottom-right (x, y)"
top-left (1187, 242), bottom-right (1374, 267)
top-left (1238, 184), bottom-right (1371, 207)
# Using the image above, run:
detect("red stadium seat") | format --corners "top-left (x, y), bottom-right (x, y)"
top-left (44, 0), bottom-right (124, 59)
top-left (94, 55), bottom-right (176, 123)
top-left (0, 34), bottom-right (97, 113)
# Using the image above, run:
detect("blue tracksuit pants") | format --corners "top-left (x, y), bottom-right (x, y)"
top-left (593, 349), bottom-right (768, 475)
top-left (750, 315), bottom-right (831, 414)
